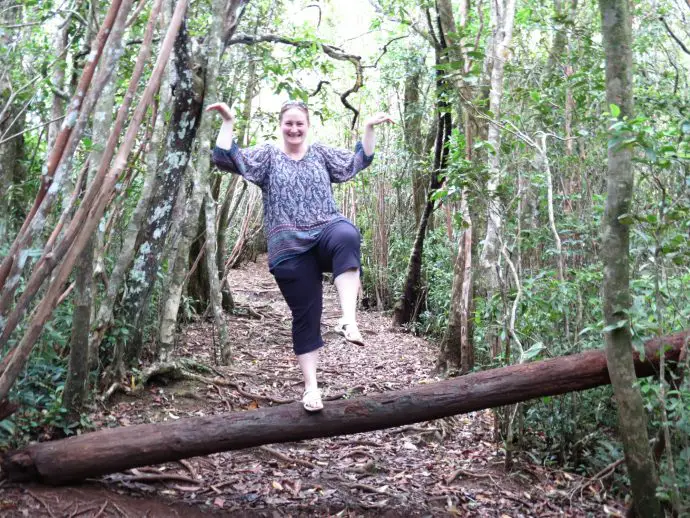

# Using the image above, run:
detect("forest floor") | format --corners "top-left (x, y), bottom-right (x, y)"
top-left (1, 256), bottom-right (627, 517)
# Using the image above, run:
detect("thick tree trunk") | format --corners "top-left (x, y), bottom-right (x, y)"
top-left (392, 34), bottom-right (452, 327)
top-left (204, 187), bottom-right (230, 363)
top-left (117, 17), bottom-right (204, 366)
top-left (61, 237), bottom-right (94, 419)
top-left (435, 0), bottom-right (478, 372)
top-left (3, 331), bottom-right (686, 485)
top-left (47, 14), bottom-right (69, 151)
top-left (438, 196), bottom-right (473, 373)
top-left (64, 42), bottom-right (121, 402)
top-left (217, 175), bottom-right (240, 311)
top-left (598, 0), bottom-right (662, 516)
top-left (476, 0), bottom-right (517, 358)
top-left (403, 70), bottom-right (426, 228)
top-left (157, 0), bottom-right (245, 357)
top-left (186, 0), bottom-right (243, 311)
top-left (158, 168), bottom-right (205, 359)
top-left (0, 107), bottom-right (25, 247)
top-left (0, 4), bottom-right (26, 246)
top-left (186, 0), bottom-right (231, 355)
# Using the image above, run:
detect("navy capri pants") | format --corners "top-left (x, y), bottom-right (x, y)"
top-left (272, 220), bottom-right (361, 355)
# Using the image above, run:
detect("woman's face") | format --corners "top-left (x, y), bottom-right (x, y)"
top-left (280, 107), bottom-right (309, 147)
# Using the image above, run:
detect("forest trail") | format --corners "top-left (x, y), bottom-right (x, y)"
top-left (2, 256), bottom-right (625, 517)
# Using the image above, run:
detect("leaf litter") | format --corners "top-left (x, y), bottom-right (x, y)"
top-left (2, 255), bottom-right (626, 517)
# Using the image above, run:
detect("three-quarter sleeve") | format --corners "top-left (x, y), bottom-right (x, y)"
top-left (315, 141), bottom-right (374, 183)
top-left (212, 142), bottom-right (272, 187)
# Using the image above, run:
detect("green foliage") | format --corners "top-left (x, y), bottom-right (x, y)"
top-left (0, 340), bottom-right (76, 449)
top-left (416, 227), bottom-right (454, 336)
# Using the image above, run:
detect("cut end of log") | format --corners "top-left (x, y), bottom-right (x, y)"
top-left (1, 450), bottom-right (39, 482)
top-left (0, 399), bottom-right (19, 421)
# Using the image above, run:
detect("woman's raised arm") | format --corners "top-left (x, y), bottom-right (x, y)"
top-left (206, 102), bottom-right (235, 150)
top-left (362, 112), bottom-right (395, 156)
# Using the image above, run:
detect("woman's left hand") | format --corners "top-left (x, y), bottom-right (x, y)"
top-left (364, 113), bottom-right (395, 128)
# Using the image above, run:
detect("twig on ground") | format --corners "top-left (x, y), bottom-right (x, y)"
top-left (234, 305), bottom-right (265, 320)
top-left (92, 500), bottom-right (110, 518)
top-left (109, 500), bottom-right (127, 517)
top-left (259, 445), bottom-right (319, 469)
top-left (591, 458), bottom-right (625, 481)
top-left (26, 491), bottom-right (56, 518)
top-left (120, 469), bottom-right (201, 485)
top-left (345, 481), bottom-right (391, 495)
top-left (389, 425), bottom-right (441, 435)
top-left (339, 448), bottom-right (377, 461)
top-left (227, 381), bottom-right (295, 405)
top-left (446, 468), bottom-right (496, 485)
top-left (178, 459), bottom-right (198, 480)
top-left (569, 458), bottom-right (625, 502)
top-left (212, 384), bottom-right (233, 411)
top-left (502, 493), bottom-right (533, 508)
top-left (68, 504), bottom-right (99, 518)
top-left (344, 460), bottom-right (377, 474)
top-left (347, 439), bottom-right (382, 448)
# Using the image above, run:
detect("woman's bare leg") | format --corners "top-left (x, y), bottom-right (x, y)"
top-left (334, 268), bottom-right (360, 324)
top-left (297, 349), bottom-right (319, 392)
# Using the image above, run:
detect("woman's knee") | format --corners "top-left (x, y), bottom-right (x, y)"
top-left (335, 222), bottom-right (361, 251)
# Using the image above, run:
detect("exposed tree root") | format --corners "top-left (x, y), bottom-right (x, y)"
top-left (139, 358), bottom-right (215, 386)
top-left (131, 358), bottom-right (297, 405)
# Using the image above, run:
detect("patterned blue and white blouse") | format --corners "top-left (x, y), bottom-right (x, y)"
top-left (212, 141), bottom-right (374, 270)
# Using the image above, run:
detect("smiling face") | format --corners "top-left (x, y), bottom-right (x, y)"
top-left (279, 106), bottom-right (310, 148)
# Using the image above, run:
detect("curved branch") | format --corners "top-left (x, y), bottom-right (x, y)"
top-left (659, 16), bottom-right (690, 55)
top-left (310, 80), bottom-right (330, 96)
top-left (227, 34), bottom-right (364, 128)
top-left (303, 4), bottom-right (322, 27)
top-left (425, 7), bottom-right (442, 50)
top-left (365, 35), bottom-right (410, 69)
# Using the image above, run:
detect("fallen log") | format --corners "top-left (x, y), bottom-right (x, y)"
top-left (2, 331), bottom-right (687, 484)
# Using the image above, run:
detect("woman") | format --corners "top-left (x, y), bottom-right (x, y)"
top-left (207, 100), bottom-right (393, 412)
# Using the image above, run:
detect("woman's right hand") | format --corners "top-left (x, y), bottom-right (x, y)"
top-left (206, 102), bottom-right (235, 123)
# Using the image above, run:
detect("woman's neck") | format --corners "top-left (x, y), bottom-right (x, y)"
top-left (281, 141), bottom-right (308, 159)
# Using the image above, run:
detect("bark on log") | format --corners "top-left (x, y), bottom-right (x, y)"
top-left (2, 331), bottom-right (686, 484)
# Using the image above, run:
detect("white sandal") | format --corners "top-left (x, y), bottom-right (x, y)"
top-left (334, 319), bottom-right (365, 347)
top-left (302, 388), bottom-right (323, 412)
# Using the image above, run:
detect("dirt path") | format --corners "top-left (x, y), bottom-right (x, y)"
top-left (1, 256), bottom-right (625, 517)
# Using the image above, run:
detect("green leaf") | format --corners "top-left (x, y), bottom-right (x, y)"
top-left (609, 104), bottom-right (621, 118)
top-left (466, 50), bottom-right (485, 59)
top-left (521, 342), bottom-right (545, 362)
top-left (0, 420), bottom-right (16, 435)
top-left (603, 319), bottom-right (628, 333)
top-left (617, 213), bottom-right (634, 225)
